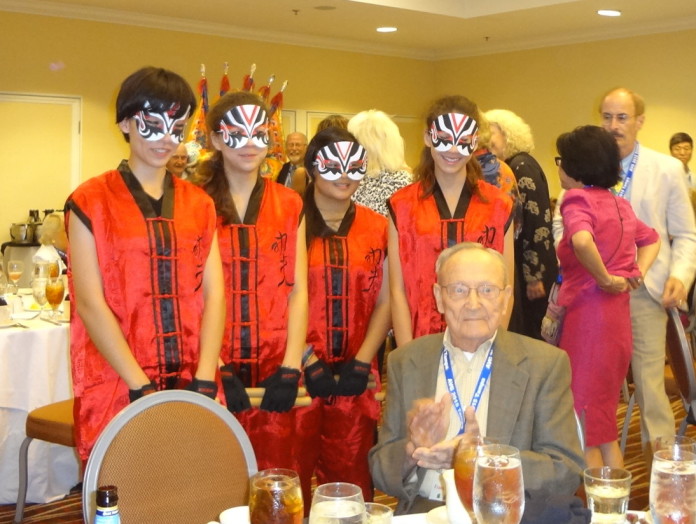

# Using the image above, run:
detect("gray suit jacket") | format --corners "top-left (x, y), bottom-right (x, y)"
top-left (368, 330), bottom-right (584, 513)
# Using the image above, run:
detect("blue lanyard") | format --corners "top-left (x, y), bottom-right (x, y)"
top-left (442, 345), bottom-right (494, 435)
top-left (614, 144), bottom-right (639, 198)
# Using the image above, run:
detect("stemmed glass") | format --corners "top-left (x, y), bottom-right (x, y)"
top-left (308, 482), bottom-right (365, 524)
top-left (650, 436), bottom-right (696, 523)
top-left (7, 260), bottom-right (24, 294)
top-left (45, 275), bottom-right (65, 319)
top-left (473, 444), bottom-right (525, 524)
top-left (248, 468), bottom-right (303, 524)
top-left (31, 278), bottom-right (48, 314)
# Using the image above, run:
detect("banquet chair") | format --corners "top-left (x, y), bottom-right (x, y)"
top-left (82, 390), bottom-right (257, 524)
top-left (14, 399), bottom-right (75, 524)
top-left (664, 306), bottom-right (696, 435)
top-left (620, 307), bottom-right (696, 454)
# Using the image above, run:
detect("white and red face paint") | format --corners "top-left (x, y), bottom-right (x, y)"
top-left (313, 141), bottom-right (367, 181)
top-left (217, 104), bottom-right (269, 149)
top-left (133, 101), bottom-right (190, 144)
top-left (429, 112), bottom-right (479, 156)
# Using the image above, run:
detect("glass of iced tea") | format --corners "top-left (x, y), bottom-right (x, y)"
top-left (45, 275), bottom-right (65, 319)
top-left (249, 468), bottom-right (303, 524)
top-left (453, 436), bottom-right (492, 522)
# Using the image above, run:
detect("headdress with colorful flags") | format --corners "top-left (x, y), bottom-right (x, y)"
top-left (186, 63), bottom-right (209, 152)
top-left (219, 62), bottom-right (230, 98)
top-left (257, 74), bottom-right (275, 105)
top-left (267, 80), bottom-right (288, 163)
top-left (242, 63), bottom-right (256, 92)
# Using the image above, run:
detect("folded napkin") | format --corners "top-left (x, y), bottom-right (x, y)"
top-left (521, 489), bottom-right (591, 524)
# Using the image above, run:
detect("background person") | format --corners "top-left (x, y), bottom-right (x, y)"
top-left (555, 125), bottom-right (660, 468)
top-left (347, 109), bottom-right (412, 217)
top-left (388, 95), bottom-right (514, 347)
top-left (65, 66), bottom-right (225, 464)
top-left (165, 142), bottom-right (189, 178)
top-left (369, 242), bottom-right (583, 514)
top-left (599, 88), bottom-right (696, 462)
top-left (276, 131), bottom-right (309, 194)
top-left (484, 109), bottom-right (557, 341)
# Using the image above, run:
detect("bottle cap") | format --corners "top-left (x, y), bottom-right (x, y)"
top-left (97, 485), bottom-right (119, 507)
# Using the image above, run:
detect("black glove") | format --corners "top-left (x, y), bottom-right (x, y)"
top-left (220, 364), bottom-right (251, 413)
top-left (128, 380), bottom-right (157, 402)
top-left (303, 360), bottom-right (336, 398)
top-left (259, 366), bottom-right (301, 413)
top-left (335, 359), bottom-right (371, 396)
top-left (185, 377), bottom-right (218, 400)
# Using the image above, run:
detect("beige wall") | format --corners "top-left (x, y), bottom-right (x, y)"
top-left (0, 11), bottom-right (434, 191)
top-left (2, 11), bottom-right (696, 209)
top-left (437, 29), bottom-right (696, 195)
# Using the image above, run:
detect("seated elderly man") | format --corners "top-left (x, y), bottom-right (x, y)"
top-left (369, 242), bottom-right (584, 514)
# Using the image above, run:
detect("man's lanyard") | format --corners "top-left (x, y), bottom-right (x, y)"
top-left (442, 345), bottom-right (494, 435)
top-left (613, 143), bottom-right (639, 199)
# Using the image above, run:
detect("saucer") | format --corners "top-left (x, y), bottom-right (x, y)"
top-left (426, 506), bottom-right (449, 524)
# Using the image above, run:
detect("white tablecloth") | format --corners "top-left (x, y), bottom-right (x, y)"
top-left (0, 314), bottom-right (80, 504)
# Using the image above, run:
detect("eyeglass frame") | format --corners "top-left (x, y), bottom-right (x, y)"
top-left (436, 281), bottom-right (505, 301)
top-left (600, 112), bottom-right (635, 125)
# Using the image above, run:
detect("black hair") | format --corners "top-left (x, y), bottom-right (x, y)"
top-left (556, 125), bottom-right (621, 188)
top-left (116, 67), bottom-right (196, 142)
top-left (670, 132), bottom-right (693, 149)
top-left (303, 126), bottom-right (360, 175)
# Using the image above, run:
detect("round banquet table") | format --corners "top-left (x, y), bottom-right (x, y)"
top-left (0, 308), bottom-right (80, 504)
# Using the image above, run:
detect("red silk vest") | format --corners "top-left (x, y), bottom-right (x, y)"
top-left (306, 203), bottom-right (388, 369)
top-left (66, 164), bottom-right (217, 461)
top-left (217, 178), bottom-right (303, 386)
top-left (388, 179), bottom-right (512, 338)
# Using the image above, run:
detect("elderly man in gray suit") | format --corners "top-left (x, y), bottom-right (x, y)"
top-left (369, 242), bottom-right (584, 515)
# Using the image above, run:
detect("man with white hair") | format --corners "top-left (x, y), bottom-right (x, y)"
top-left (369, 242), bottom-right (583, 514)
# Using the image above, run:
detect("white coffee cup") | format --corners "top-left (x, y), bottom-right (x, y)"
top-left (219, 505), bottom-right (250, 524)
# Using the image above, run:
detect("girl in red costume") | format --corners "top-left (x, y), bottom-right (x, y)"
top-left (388, 95), bottom-right (514, 347)
top-left (192, 91), bottom-right (308, 474)
top-left (66, 67), bottom-right (226, 464)
top-left (295, 127), bottom-right (390, 504)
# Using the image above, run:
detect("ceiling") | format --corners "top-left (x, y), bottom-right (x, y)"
top-left (4, 0), bottom-right (696, 60)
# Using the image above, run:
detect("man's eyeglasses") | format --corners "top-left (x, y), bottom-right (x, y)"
top-left (554, 156), bottom-right (562, 166)
top-left (439, 282), bottom-right (503, 301)
top-left (601, 113), bottom-right (633, 124)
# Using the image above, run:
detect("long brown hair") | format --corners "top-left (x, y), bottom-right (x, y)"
top-left (190, 91), bottom-right (269, 224)
top-left (414, 95), bottom-right (484, 199)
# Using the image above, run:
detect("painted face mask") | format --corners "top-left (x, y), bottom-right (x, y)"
top-left (314, 141), bottom-right (367, 181)
top-left (218, 104), bottom-right (269, 149)
top-left (133, 101), bottom-right (190, 144)
top-left (429, 112), bottom-right (479, 156)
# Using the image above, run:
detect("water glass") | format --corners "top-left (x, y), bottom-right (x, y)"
top-left (583, 467), bottom-right (631, 524)
top-left (309, 482), bottom-right (365, 524)
top-left (473, 444), bottom-right (524, 524)
top-left (248, 468), bottom-right (303, 524)
top-left (654, 435), bottom-right (696, 454)
top-left (650, 445), bottom-right (696, 523)
top-left (365, 502), bottom-right (393, 524)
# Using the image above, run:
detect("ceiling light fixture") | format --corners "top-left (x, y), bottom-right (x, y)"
top-left (597, 9), bottom-right (621, 17)
top-left (376, 26), bottom-right (397, 33)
